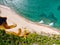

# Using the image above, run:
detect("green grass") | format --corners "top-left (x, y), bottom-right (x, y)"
top-left (0, 29), bottom-right (60, 45)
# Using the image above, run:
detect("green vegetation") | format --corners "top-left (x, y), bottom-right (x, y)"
top-left (0, 29), bottom-right (60, 45)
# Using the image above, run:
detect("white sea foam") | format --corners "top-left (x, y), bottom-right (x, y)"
top-left (49, 22), bottom-right (54, 26)
top-left (39, 20), bottom-right (44, 23)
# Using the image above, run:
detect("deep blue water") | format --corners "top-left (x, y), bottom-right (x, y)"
top-left (0, 0), bottom-right (60, 29)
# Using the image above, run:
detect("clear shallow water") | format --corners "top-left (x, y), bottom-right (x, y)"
top-left (0, 0), bottom-right (60, 29)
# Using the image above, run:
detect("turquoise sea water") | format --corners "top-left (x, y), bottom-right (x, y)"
top-left (0, 0), bottom-right (60, 29)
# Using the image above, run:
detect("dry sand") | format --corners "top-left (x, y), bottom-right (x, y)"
top-left (0, 5), bottom-right (60, 35)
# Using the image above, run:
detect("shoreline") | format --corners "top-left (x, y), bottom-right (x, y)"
top-left (0, 5), bottom-right (60, 35)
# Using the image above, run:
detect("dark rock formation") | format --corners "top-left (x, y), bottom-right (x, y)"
top-left (0, 17), bottom-right (7, 25)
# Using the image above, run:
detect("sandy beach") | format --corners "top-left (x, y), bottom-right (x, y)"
top-left (0, 5), bottom-right (60, 35)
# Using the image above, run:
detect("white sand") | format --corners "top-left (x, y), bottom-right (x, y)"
top-left (0, 5), bottom-right (60, 35)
